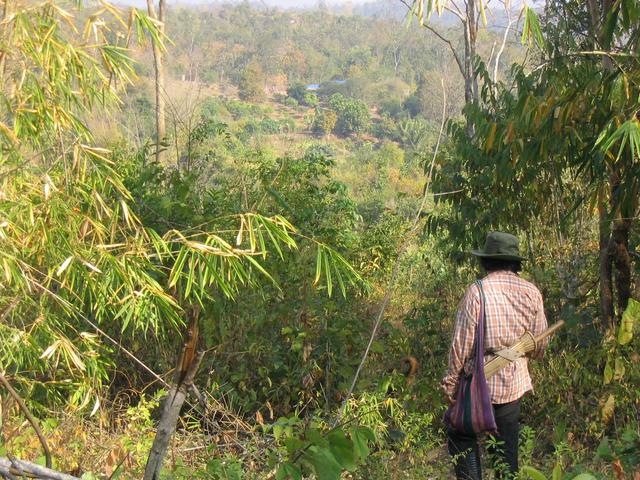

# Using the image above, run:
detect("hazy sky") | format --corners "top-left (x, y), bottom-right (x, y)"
top-left (128, 0), bottom-right (374, 5)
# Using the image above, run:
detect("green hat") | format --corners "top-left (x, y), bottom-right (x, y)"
top-left (471, 231), bottom-right (527, 261)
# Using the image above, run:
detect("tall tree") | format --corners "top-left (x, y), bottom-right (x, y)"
top-left (147, 0), bottom-right (167, 163)
top-left (405, 0), bottom-right (521, 135)
top-left (238, 60), bottom-right (266, 102)
top-left (431, 0), bottom-right (640, 329)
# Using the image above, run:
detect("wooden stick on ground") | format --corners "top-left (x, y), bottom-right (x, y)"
top-left (0, 457), bottom-right (79, 480)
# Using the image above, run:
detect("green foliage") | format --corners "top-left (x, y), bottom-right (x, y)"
top-left (269, 415), bottom-right (376, 480)
top-left (0, 0), bottom-right (175, 407)
top-left (203, 456), bottom-right (244, 480)
top-left (286, 83), bottom-right (319, 108)
top-left (238, 61), bottom-right (266, 102)
top-left (396, 118), bottom-right (434, 150)
top-left (304, 92), bottom-right (320, 107)
top-left (328, 94), bottom-right (370, 136)
top-left (5, 2), bottom-right (638, 479)
top-left (312, 109), bottom-right (338, 137)
top-left (379, 99), bottom-right (406, 120)
top-left (0, 0), bottom-right (368, 419)
top-left (287, 83), bottom-right (309, 104)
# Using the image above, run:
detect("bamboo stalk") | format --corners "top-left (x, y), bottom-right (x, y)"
top-left (534, 320), bottom-right (565, 343)
top-left (484, 321), bottom-right (564, 379)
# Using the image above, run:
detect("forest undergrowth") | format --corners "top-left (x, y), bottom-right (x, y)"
top-left (0, 0), bottom-right (639, 479)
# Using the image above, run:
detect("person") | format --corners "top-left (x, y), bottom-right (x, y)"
top-left (442, 231), bottom-right (549, 480)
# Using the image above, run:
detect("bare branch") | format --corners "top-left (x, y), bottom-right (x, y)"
top-left (0, 373), bottom-right (52, 469)
top-left (493, 3), bottom-right (517, 82)
top-left (424, 24), bottom-right (466, 77)
top-left (444, 4), bottom-right (465, 22)
top-left (450, 0), bottom-right (465, 18)
top-left (0, 457), bottom-right (79, 480)
top-left (398, 0), bottom-right (465, 77)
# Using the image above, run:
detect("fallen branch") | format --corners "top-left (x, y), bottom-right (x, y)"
top-left (0, 457), bottom-right (79, 480)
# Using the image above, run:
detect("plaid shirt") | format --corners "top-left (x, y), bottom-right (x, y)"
top-left (442, 271), bottom-right (548, 404)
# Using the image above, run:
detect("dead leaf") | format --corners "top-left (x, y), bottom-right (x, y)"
top-left (612, 459), bottom-right (624, 480)
top-left (255, 410), bottom-right (264, 426)
top-left (601, 394), bottom-right (615, 423)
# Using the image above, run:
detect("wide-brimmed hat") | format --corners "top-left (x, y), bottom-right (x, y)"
top-left (471, 231), bottom-right (527, 261)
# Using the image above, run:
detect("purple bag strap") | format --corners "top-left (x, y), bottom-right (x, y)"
top-left (473, 280), bottom-right (487, 376)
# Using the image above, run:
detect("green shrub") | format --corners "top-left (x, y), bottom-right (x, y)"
top-left (312, 108), bottom-right (338, 136)
top-left (259, 117), bottom-right (281, 134)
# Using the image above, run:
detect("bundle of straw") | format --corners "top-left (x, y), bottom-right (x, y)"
top-left (484, 321), bottom-right (564, 379)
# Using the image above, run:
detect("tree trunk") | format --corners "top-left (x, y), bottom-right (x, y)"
top-left (463, 1), bottom-right (479, 137)
top-left (143, 352), bottom-right (203, 480)
top-left (147, 0), bottom-right (166, 164)
top-left (612, 216), bottom-right (632, 315)
top-left (591, 0), bottom-right (630, 328)
top-left (144, 312), bottom-right (201, 480)
top-left (598, 203), bottom-right (614, 330)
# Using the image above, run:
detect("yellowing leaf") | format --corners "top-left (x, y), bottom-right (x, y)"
top-left (479, 1), bottom-right (488, 26)
top-left (40, 340), bottom-right (61, 360)
top-left (0, 121), bottom-right (19, 147)
top-left (613, 358), bottom-right (625, 381)
top-left (618, 298), bottom-right (639, 345)
top-left (603, 357), bottom-right (613, 384)
top-left (485, 123), bottom-right (497, 151)
top-left (602, 394), bottom-right (615, 423)
top-left (3, 259), bottom-right (12, 284)
top-left (120, 199), bottom-right (132, 227)
top-left (61, 338), bottom-right (86, 372)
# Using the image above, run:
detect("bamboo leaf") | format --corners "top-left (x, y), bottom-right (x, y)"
top-left (56, 256), bottom-right (74, 276)
top-left (521, 7), bottom-right (544, 49)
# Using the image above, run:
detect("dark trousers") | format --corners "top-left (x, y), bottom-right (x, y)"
top-left (447, 399), bottom-right (521, 479)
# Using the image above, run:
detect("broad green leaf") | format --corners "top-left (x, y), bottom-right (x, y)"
top-left (309, 447), bottom-right (342, 480)
top-left (273, 424), bottom-right (284, 441)
top-left (328, 429), bottom-right (356, 471)
top-left (603, 356), bottom-right (613, 384)
top-left (618, 298), bottom-right (639, 345)
top-left (276, 463), bottom-right (302, 480)
top-left (596, 438), bottom-right (614, 461)
top-left (571, 475), bottom-right (597, 480)
top-left (520, 466), bottom-right (547, 480)
top-left (351, 427), bottom-right (375, 463)
top-left (552, 462), bottom-right (562, 480)
top-left (284, 437), bottom-right (304, 455)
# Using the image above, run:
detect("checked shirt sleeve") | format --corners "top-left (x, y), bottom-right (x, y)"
top-left (441, 284), bottom-right (480, 399)
top-left (528, 288), bottom-right (549, 360)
